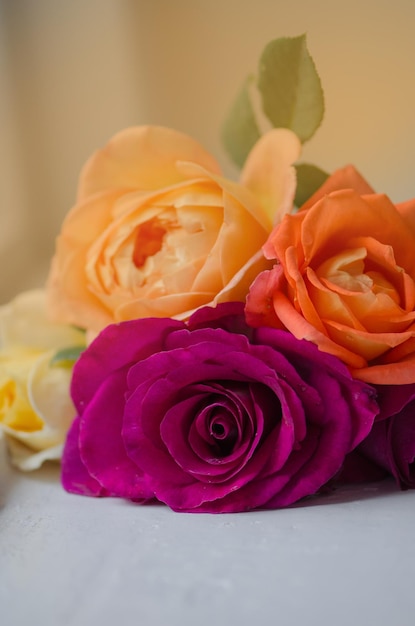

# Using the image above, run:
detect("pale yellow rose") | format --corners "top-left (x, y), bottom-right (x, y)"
top-left (0, 290), bottom-right (85, 470)
top-left (47, 126), bottom-right (301, 333)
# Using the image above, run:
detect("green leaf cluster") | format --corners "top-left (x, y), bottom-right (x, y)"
top-left (222, 34), bottom-right (328, 206)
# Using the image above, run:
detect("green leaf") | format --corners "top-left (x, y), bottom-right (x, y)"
top-left (294, 163), bottom-right (329, 208)
top-left (50, 345), bottom-right (85, 368)
top-left (258, 34), bottom-right (324, 143)
top-left (221, 75), bottom-right (261, 168)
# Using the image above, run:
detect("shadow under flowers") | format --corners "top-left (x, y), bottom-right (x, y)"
top-left (289, 477), bottom-right (400, 510)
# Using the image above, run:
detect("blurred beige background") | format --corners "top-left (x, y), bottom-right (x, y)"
top-left (1, 0), bottom-right (415, 303)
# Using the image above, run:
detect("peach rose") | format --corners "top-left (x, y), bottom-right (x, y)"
top-left (246, 166), bottom-right (415, 385)
top-left (47, 126), bottom-right (301, 333)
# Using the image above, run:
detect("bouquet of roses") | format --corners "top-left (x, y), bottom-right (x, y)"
top-left (1, 35), bottom-right (414, 512)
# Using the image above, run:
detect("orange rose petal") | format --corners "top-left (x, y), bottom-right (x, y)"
top-left (324, 319), bottom-right (415, 361)
top-left (377, 334), bottom-right (415, 365)
top-left (239, 128), bottom-right (301, 227)
top-left (396, 198), bottom-right (415, 237)
top-left (300, 192), bottom-right (415, 267)
top-left (358, 309), bottom-right (415, 334)
top-left (309, 270), bottom-right (415, 334)
top-left (257, 185), bottom-right (415, 381)
top-left (310, 238), bottom-right (415, 330)
top-left (299, 164), bottom-right (374, 212)
top-left (264, 211), bottom-right (305, 262)
top-left (342, 237), bottom-right (415, 311)
top-left (353, 297), bottom-right (415, 332)
top-left (351, 355), bottom-right (415, 385)
top-left (350, 236), bottom-right (398, 272)
top-left (400, 272), bottom-right (415, 312)
top-left (362, 195), bottom-right (415, 272)
top-left (244, 265), bottom-right (286, 329)
top-left (272, 290), bottom-right (367, 368)
top-left (306, 267), bottom-right (367, 330)
top-left (78, 126), bottom-right (222, 201)
top-left (300, 192), bottom-right (370, 262)
top-left (284, 247), bottom-right (327, 334)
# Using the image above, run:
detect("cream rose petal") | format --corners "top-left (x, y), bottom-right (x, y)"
top-left (214, 249), bottom-right (272, 304)
top-left (5, 435), bottom-right (63, 471)
top-left (78, 126), bottom-right (223, 201)
top-left (0, 289), bottom-right (85, 350)
top-left (0, 289), bottom-right (85, 470)
top-left (0, 354), bottom-right (76, 470)
top-left (28, 353), bottom-right (76, 431)
top-left (176, 160), bottom-right (271, 232)
top-left (240, 128), bottom-right (302, 227)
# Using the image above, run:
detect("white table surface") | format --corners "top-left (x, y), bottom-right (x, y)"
top-left (1, 437), bottom-right (415, 626)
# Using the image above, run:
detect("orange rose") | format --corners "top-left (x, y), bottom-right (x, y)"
top-left (246, 166), bottom-right (415, 384)
top-left (47, 126), bottom-right (300, 333)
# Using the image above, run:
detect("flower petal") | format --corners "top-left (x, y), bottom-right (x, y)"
top-left (240, 128), bottom-right (301, 227)
top-left (299, 164), bottom-right (374, 212)
top-left (78, 126), bottom-right (222, 200)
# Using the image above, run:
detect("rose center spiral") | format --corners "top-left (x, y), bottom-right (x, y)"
top-left (208, 410), bottom-right (238, 455)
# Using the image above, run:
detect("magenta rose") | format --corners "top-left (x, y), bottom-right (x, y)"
top-left (62, 303), bottom-right (378, 513)
top-left (348, 385), bottom-right (415, 488)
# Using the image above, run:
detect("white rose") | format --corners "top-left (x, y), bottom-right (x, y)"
top-left (0, 289), bottom-right (85, 470)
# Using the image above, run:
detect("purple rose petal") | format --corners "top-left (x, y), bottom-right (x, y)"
top-left (354, 383), bottom-right (415, 488)
top-left (62, 302), bottom-right (379, 513)
top-left (72, 317), bottom-right (183, 410)
top-left (61, 417), bottom-right (108, 497)
top-left (78, 370), bottom-right (154, 501)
